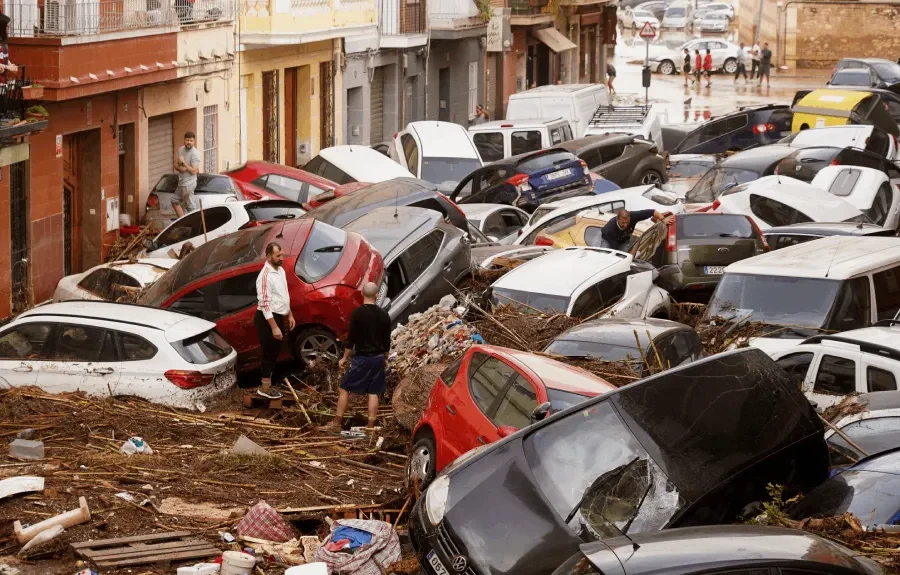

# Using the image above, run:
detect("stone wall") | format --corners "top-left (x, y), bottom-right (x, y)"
top-left (793, 3), bottom-right (900, 68)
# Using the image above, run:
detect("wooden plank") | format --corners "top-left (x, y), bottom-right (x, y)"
top-left (84, 539), bottom-right (212, 559)
top-left (95, 547), bottom-right (219, 568)
top-left (71, 531), bottom-right (192, 550)
top-left (89, 543), bottom-right (216, 563)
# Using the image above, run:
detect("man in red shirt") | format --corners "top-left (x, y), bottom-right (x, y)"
top-left (703, 49), bottom-right (713, 88)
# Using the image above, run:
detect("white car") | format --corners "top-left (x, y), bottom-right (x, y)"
top-left (145, 200), bottom-right (306, 259)
top-left (514, 186), bottom-right (685, 246)
top-left (811, 165), bottom-right (900, 231)
top-left (302, 145), bottom-right (413, 184)
top-left (650, 39), bottom-right (740, 75)
top-left (711, 175), bottom-right (868, 230)
top-left (390, 121), bottom-right (483, 191)
top-left (488, 247), bottom-right (671, 319)
top-left (699, 12), bottom-right (729, 32)
top-left (819, 391), bottom-right (900, 466)
top-left (458, 204), bottom-right (530, 243)
top-left (52, 259), bottom-right (177, 303)
top-left (143, 174), bottom-right (248, 230)
top-left (469, 119), bottom-right (575, 162)
top-left (783, 125), bottom-right (898, 161)
top-left (0, 302), bottom-right (238, 411)
top-left (696, 2), bottom-right (734, 19)
top-left (619, 7), bottom-right (660, 31)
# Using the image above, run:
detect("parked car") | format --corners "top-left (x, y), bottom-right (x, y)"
top-left (487, 247), bottom-right (671, 319)
top-left (450, 148), bottom-right (593, 213)
top-left (144, 200), bottom-right (306, 259)
top-left (650, 39), bottom-right (740, 75)
top-left (634, 0), bottom-right (668, 20)
top-left (469, 119), bottom-right (575, 163)
top-left (774, 146), bottom-right (892, 183)
top-left (672, 105), bottom-right (793, 155)
top-left (811, 165), bottom-right (900, 230)
top-left (458, 203), bottom-right (530, 243)
top-left (699, 11), bottom-right (729, 31)
top-left (820, 391), bottom-right (900, 468)
top-left (52, 259), bottom-right (177, 303)
top-left (390, 121), bottom-right (483, 190)
top-left (342, 207), bottom-right (470, 325)
top-left (661, 0), bottom-right (694, 29)
top-left (556, 135), bottom-right (668, 187)
top-left (781, 124), bottom-right (898, 160)
top-left (139, 219), bottom-right (384, 370)
top-left (552, 526), bottom-right (883, 575)
top-left (705, 236), bottom-right (900, 355)
top-left (791, 89), bottom-right (900, 137)
top-left (534, 211), bottom-right (656, 248)
top-left (764, 222), bottom-right (895, 251)
top-left (505, 84), bottom-right (609, 138)
top-left (544, 318), bottom-right (704, 375)
top-left (408, 345), bottom-right (616, 488)
top-left (831, 57), bottom-right (900, 93)
top-left (303, 177), bottom-right (468, 232)
top-left (409, 348), bottom-right (829, 575)
top-left (807, 86), bottom-right (900, 125)
top-left (665, 154), bottom-right (717, 197)
top-left (698, 1), bottom-right (734, 18)
top-left (618, 6), bottom-right (660, 32)
top-left (223, 160), bottom-right (339, 205)
top-left (302, 145), bottom-right (413, 184)
top-left (684, 145), bottom-right (806, 205)
top-left (0, 302), bottom-right (237, 410)
top-left (302, 181), bottom-right (371, 211)
top-left (142, 174), bottom-right (261, 230)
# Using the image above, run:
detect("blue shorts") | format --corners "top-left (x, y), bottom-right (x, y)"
top-left (340, 354), bottom-right (386, 395)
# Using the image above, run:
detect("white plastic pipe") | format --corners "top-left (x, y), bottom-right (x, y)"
top-left (14, 496), bottom-right (91, 543)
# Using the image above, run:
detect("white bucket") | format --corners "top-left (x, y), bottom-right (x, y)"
top-left (220, 551), bottom-right (256, 575)
top-left (285, 564), bottom-right (329, 575)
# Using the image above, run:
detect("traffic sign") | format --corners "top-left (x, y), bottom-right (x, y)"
top-left (638, 21), bottom-right (656, 38)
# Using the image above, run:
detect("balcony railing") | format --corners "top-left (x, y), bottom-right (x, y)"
top-left (5, 0), bottom-right (234, 37)
top-left (509, 0), bottom-right (548, 16)
top-left (379, 0), bottom-right (424, 35)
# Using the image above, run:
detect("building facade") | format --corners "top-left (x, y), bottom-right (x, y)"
top-left (427, 0), bottom-right (486, 126)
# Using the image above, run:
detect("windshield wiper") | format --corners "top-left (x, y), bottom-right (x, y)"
top-left (314, 245), bottom-right (343, 253)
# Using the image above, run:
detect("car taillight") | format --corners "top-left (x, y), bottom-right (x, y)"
top-left (239, 220), bottom-right (268, 230)
top-left (831, 158), bottom-right (840, 166)
top-left (535, 236), bottom-right (555, 246)
top-left (165, 370), bottom-right (214, 389)
top-left (666, 217), bottom-right (677, 252)
top-left (752, 123), bottom-right (777, 134)
top-left (579, 159), bottom-right (590, 176)
top-left (146, 193), bottom-right (159, 208)
top-left (747, 216), bottom-right (769, 251)
top-left (507, 173), bottom-right (531, 187)
top-left (436, 191), bottom-right (467, 221)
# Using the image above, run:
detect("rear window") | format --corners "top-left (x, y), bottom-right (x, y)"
top-left (492, 287), bottom-right (570, 314)
top-left (642, 189), bottom-right (677, 206)
top-left (473, 133), bottom-right (505, 163)
top-left (749, 194), bottom-right (812, 227)
top-left (196, 175), bottom-right (235, 194)
top-left (172, 329), bottom-right (233, 364)
top-left (295, 220), bottom-right (347, 283)
top-left (421, 157), bottom-right (482, 187)
top-left (519, 151), bottom-right (577, 172)
top-left (677, 215), bottom-right (756, 239)
top-left (832, 71), bottom-right (871, 86)
top-left (668, 160), bottom-right (714, 178)
top-left (776, 148), bottom-right (840, 182)
top-left (827, 169), bottom-right (862, 196)
top-left (545, 339), bottom-right (642, 362)
top-left (246, 201), bottom-right (306, 222)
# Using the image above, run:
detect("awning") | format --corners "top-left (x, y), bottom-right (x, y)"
top-left (533, 27), bottom-right (577, 52)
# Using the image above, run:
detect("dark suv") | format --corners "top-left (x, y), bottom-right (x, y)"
top-left (672, 105), bottom-right (794, 155)
top-left (556, 135), bottom-right (668, 187)
top-left (775, 145), bottom-right (900, 183)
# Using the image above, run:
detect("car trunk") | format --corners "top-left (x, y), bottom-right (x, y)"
top-left (680, 237), bottom-right (759, 268)
top-left (675, 215), bottom-right (762, 275)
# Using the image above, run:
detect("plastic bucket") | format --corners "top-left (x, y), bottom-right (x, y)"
top-left (285, 564), bottom-right (329, 575)
top-left (221, 551), bottom-right (256, 575)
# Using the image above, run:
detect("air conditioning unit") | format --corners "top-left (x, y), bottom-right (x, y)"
top-left (44, 0), bottom-right (100, 35)
top-left (43, 0), bottom-right (68, 34)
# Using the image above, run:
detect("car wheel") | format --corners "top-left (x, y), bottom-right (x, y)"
top-left (408, 435), bottom-right (437, 491)
top-left (640, 169), bottom-right (664, 185)
top-left (293, 327), bottom-right (341, 365)
top-left (723, 57), bottom-right (737, 74)
top-left (659, 60), bottom-right (675, 75)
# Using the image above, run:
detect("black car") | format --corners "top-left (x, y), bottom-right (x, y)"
top-left (410, 348), bottom-right (829, 575)
top-left (552, 526), bottom-right (883, 575)
top-left (556, 135), bottom-right (668, 187)
top-left (684, 145), bottom-right (796, 204)
top-left (671, 105), bottom-right (794, 155)
top-left (450, 148), bottom-right (593, 213)
top-left (302, 177), bottom-right (468, 231)
top-left (763, 222), bottom-right (895, 250)
top-left (774, 145), bottom-right (900, 183)
top-left (831, 58), bottom-right (900, 93)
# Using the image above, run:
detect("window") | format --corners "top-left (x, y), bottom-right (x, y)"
top-left (307, 157), bottom-right (352, 185)
top-left (679, 215), bottom-right (755, 239)
top-left (814, 355), bottom-right (857, 395)
top-left (828, 168), bottom-right (862, 196)
top-left (400, 230), bottom-right (443, 284)
top-left (775, 352), bottom-right (814, 389)
top-left (475, 168), bottom-right (511, 191)
top-left (493, 375), bottom-right (538, 429)
top-left (307, 183), bottom-right (329, 200)
top-left (440, 356), bottom-right (464, 387)
top-left (511, 131), bottom-right (542, 156)
top-left (825, 276), bottom-right (871, 331)
top-left (245, 202), bottom-right (305, 223)
top-left (867, 366), bottom-right (897, 392)
top-left (724, 113), bottom-right (748, 133)
top-left (599, 144), bottom-right (626, 163)
top-left (865, 182), bottom-right (892, 226)
top-left (468, 62), bottom-right (478, 117)
top-left (171, 273), bottom-right (260, 321)
top-left (550, 128), bottom-right (562, 145)
top-left (473, 133), bottom-right (504, 163)
top-left (484, 210), bottom-right (525, 238)
top-left (867, 128), bottom-right (890, 156)
top-left (155, 207), bottom-right (233, 249)
top-left (120, 333), bottom-right (158, 361)
top-left (749, 194), bottom-right (812, 227)
top-left (584, 226), bottom-right (604, 247)
top-left (78, 269), bottom-right (142, 301)
top-left (295, 221), bottom-right (347, 283)
top-left (578, 148), bottom-right (604, 170)
top-left (52, 325), bottom-right (118, 363)
top-left (259, 174), bottom-right (305, 202)
top-left (655, 331), bottom-right (703, 370)
top-left (469, 356), bottom-right (517, 415)
top-left (203, 105), bottom-right (218, 173)
top-left (172, 329), bottom-right (233, 364)
top-left (571, 272), bottom-right (630, 318)
top-left (401, 134), bottom-right (420, 175)
top-left (562, 124), bottom-right (573, 141)
top-left (873, 265), bottom-right (900, 320)
top-left (0, 323), bottom-right (51, 360)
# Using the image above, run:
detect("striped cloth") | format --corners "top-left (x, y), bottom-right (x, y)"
top-left (315, 519), bottom-right (401, 575)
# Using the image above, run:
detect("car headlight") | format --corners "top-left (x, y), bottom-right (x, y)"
top-left (425, 474), bottom-right (451, 526)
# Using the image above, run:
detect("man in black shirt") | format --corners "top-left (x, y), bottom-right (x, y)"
top-left (321, 282), bottom-right (392, 431)
top-left (600, 208), bottom-right (673, 252)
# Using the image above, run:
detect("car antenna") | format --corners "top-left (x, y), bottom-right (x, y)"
top-left (824, 236), bottom-right (842, 278)
top-left (394, 185), bottom-right (399, 218)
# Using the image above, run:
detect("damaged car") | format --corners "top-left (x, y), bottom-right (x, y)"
top-left (409, 348), bottom-right (830, 575)
top-left (52, 258), bottom-right (177, 302)
top-left (821, 391), bottom-right (900, 470)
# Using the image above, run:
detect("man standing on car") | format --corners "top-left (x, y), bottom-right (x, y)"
top-left (599, 208), bottom-right (674, 252)
top-left (321, 282), bottom-right (391, 432)
top-left (254, 242), bottom-right (295, 400)
top-left (172, 131), bottom-right (201, 218)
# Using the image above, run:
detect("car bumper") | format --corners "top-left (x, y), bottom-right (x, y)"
top-left (410, 499), bottom-right (481, 575)
top-left (522, 183), bottom-right (594, 211)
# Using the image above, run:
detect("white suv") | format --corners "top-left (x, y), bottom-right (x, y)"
top-left (0, 301), bottom-right (237, 411)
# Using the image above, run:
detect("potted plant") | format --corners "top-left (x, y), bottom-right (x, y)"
top-left (21, 84), bottom-right (43, 99)
top-left (25, 105), bottom-right (48, 121)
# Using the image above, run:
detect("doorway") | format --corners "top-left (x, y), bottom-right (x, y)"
top-left (527, 42), bottom-right (551, 87)
top-left (438, 67), bottom-right (450, 122)
top-left (118, 124), bottom-right (135, 225)
top-left (263, 70), bottom-right (280, 163)
top-left (10, 161), bottom-right (29, 314)
top-left (285, 67), bottom-right (298, 167)
top-left (63, 130), bottom-right (102, 274)
top-left (346, 86), bottom-right (364, 145)
top-left (320, 61), bottom-right (334, 149)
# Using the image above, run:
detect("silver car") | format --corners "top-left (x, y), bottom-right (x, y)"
top-left (649, 38), bottom-right (740, 75)
top-left (700, 12), bottom-right (729, 32)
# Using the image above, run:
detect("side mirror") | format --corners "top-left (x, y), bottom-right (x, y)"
top-left (497, 425), bottom-right (518, 438)
top-left (531, 401), bottom-right (552, 422)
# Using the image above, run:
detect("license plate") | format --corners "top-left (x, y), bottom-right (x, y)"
top-left (704, 266), bottom-right (725, 275)
top-left (545, 168), bottom-right (572, 181)
top-left (427, 551), bottom-right (451, 575)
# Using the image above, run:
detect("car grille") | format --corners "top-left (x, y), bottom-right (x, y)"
top-left (435, 523), bottom-right (478, 575)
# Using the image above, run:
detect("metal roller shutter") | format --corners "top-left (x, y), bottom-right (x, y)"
top-left (148, 114), bottom-right (174, 187)
top-left (370, 67), bottom-right (384, 145)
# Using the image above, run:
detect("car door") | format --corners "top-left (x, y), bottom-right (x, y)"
top-left (806, 349), bottom-right (863, 410)
top-left (36, 323), bottom-right (122, 396)
top-left (593, 142), bottom-right (629, 181)
top-left (0, 321), bottom-right (53, 388)
top-left (113, 331), bottom-right (169, 404)
top-left (394, 230), bottom-right (445, 323)
top-left (709, 41), bottom-right (729, 68)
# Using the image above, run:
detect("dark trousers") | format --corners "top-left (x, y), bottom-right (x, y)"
top-left (255, 310), bottom-right (286, 379)
top-left (750, 60), bottom-right (760, 79)
top-left (735, 63), bottom-right (747, 80)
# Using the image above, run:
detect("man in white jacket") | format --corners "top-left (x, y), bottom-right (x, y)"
top-left (254, 242), bottom-right (296, 399)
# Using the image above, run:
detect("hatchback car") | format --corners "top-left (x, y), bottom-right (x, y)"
top-left (450, 148), bottom-right (593, 213)
top-left (409, 345), bottom-right (615, 488)
top-left (764, 222), bottom-right (895, 251)
top-left (342, 207), bottom-right (471, 326)
top-left (53, 259), bottom-right (177, 303)
top-left (223, 160), bottom-right (339, 205)
top-left (618, 6), bottom-right (659, 32)
top-left (820, 391), bottom-right (900, 469)
top-left (142, 174), bottom-right (270, 230)
top-left (629, 213), bottom-right (768, 297)
top-left (534, 212), bottom-right (656, 248)
top-left (812, 165), bottom-right (900, 230)
top-left (0, 302), bottom-right (237, 410)
top-left (458, 204), bottom-right (530, 243)
top-left (661, 1), bottom-right (694, 30)
top-left (672, 105), bottom-right (794, 155)
top-left (391, 121), bottom-right (484, 190)
top-left (139, 219), bottom-right (384, 370)
top-left (556, 135), bottom-right (668, 187)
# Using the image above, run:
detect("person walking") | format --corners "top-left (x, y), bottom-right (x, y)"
top-left (750, 42), bottom-right (761, 79)
top-left (172, 131), bottom-right (201, 218)
top-left (758, 42), bottom-right (773, 87)
top-left (254, 242), bottom-right (295, 400)
top-left (694, 49), bottom-right (703, 85)
top-left (599, 208), bottom-right (674, 252)
top-left (683, 48), bottom-right (694, 86)
top-left (734, 43), bottom-right (748, 83)
top-left (320, 282), bottom-right (392, 432)
top-left (703, 49), bottom-right (713, 88)
top-left (606, 63), bottom-right (617, 95)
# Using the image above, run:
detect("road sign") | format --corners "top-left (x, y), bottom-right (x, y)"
top-left (638, 21), bottom-right (656, 38)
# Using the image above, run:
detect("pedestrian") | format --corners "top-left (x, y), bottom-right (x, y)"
top-left (734, 43), bottom-right (748, 82)
top-left (683, 48), bottom-right (694, 86)
top-left (758, 42), bottom-right (773, 87)
top-left (172, 131), bottom-right (201, 218)
top-left (254, 242), bottom-right (296, 400)
top-left (750, 42), bottom-right (761, 79)
top-left (694, 49), bottom-right (702, 84)
top-left (703, 49), bottom-right (713, 87)
top-left (599, 208), bottom-right (674, 252)
top-left (320, 282), bottom-right (392, 432)
top-left (472, 104), bottom-right (489, 125)
top-left (606, 63), bottom-right (617, 95)
top-left (0, 13), bottom-right (19, 84)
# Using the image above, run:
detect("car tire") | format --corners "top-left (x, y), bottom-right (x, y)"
top-left (408, 434), bottom-right (437, 491)
top-left (293, 326), bottom-right (341, 366)
top-left (658, 60), bottom-right (675, 75)
top-left (639, 169), bottom-right (664, 186)
top-left (723, 57), bottom-right (737, 74)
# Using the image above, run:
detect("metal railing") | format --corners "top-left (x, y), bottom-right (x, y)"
top-left (286, 0), bottom-right (329, 14)
top-left (509, 0), bottom-right (548, 15)
top-left (378, 0), bottom-right (424, 34)
top-left (5, 0), bottom-right (234, 37)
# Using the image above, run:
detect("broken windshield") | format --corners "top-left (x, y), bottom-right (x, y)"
top-left (685, 167), bottom-right (760, 203)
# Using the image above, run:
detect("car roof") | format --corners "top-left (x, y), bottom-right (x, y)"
top-left (227, 161), bottom-right (337, 188)
top-left (488, 345), bottom-right (616, 395)
top-left (551, 318), bottom-right (688, 348)
top-left (509, 84), bottom-right (599, 96)
top-left (721, 145), bottom-right (796, 169)
top-left (841, 57), bottom-right (895, 65)
top-left (725, 236), bottom-right (900, 279)
top-left (341, 206), bottom-right (438, 258)
top-left (304, 177), bottom-right (437, 227)
top-left (493, 247), bottom-right (631, 296)
top-left (556, 134), bottom-right (635, 153)
top-left (317, 146), bottom-right (413, 181)
top-left (724, 175), bottom-right (864, 221)
top-left (458, 203), bottom-right (513, 219)
top-left (407, 121), bottom-right (480, 160)
top-left (812, 325), bottom-right (900, 352)
top-left (469, 119), bottom-right (567, 131)
top-left (763, 221), bottom-right (889, 236)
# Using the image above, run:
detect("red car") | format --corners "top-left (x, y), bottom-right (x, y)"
top-left (139, 218), bottom-right (384, 371)
top-left (303, 181), bottom-right (371, 210)
top-left (224, 161), bottom-right (339, 205)
top-left (409, 345), bottom-right (615, 488)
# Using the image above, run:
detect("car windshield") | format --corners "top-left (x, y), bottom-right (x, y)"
top-left (668, 160), bottom-right (714, 178)
top-left (788, 470), bottom-right (900, 526)
top-left (492, 287), bottom-right (570, 314)
top-left (634, 10), bottom-right (652, 16)
top-left (873, 62), bottom-right (900, 82)
top-left (294, 220), bottom-right (347, 283)
top-left (666, 7), bottom-right (685, 16)
top-left (833, 71), bottom-right (873, 87)
top-left (678, 215), bottom-right (755, 239)
top-left (705, 273), bottom-right (842, 334)
top-left (547, 388), bottom-right (593, 412)
top-left (545, 339), bottom-right (642, 363)
top-left (685, 167), bottom-right (760, 203)
top-left (421, 157), bottom-right (482, 188)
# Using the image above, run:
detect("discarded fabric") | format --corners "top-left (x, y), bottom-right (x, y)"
top-left (332, 525), bottom-right (374, 549)
top-left (236, 501), bottom-right (295, 543)
top-left (315, 519), bottom-right (401, 575)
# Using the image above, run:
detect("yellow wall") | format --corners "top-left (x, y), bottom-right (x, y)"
top-left (239, 1), bottom-right (375, 35)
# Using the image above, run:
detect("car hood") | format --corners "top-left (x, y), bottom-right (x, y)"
top-left (749, 336), bottom-right (804, 357)
top-left (471, 245), bottom-right (553, 267)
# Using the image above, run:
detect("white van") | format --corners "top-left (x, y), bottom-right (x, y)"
top-left (389, 121), bottom-right (483, 190)
top-left (303, 145), bottom-right (413, 184)
top-left (468, 118), bottom-right (575, 162)
top-left (505, 84), bottom-right (609, 138)
top-left (584, 103), bottom-right (669, 149)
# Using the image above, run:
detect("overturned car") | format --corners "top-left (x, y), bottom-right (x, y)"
top-left (410, 348), bottom-right (829, 575)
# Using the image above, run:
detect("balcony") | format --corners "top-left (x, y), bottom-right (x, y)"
top-left (509, 0), bottom-right (552, 24)
top-left (427, 0), bottom-right (484, 35)
top-left (378, 0), bottom-right (426, 47)
top-left (238, 0), bottom-right (376, 46)
top-left (0, 75), bottom-right (49, 141)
